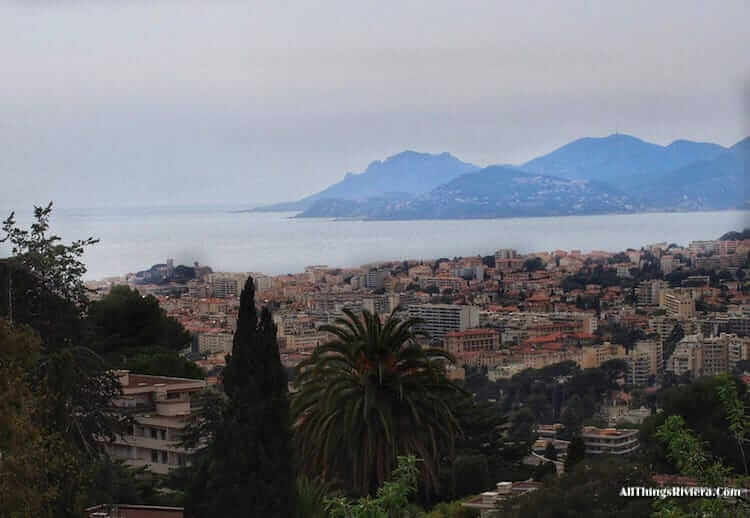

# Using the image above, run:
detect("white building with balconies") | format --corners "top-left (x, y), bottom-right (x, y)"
top-left (103, 371), bottom-right (207, 474)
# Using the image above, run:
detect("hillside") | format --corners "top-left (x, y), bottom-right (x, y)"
top-left (257, 134), bottom-right (747, 219)
top-left (298, 166), bottom-right (634, 219)
top-left (251, 151), bottom-right (478, 212)
top-left (521, 134), bottom-right (727, 191)
top-left (639, 137), bottom-right (749, 210)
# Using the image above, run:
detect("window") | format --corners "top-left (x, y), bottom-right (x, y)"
top-left (161, 451), bottom-right (168, 464)
top-left (150, 428), bottom-right (157, 439)
top-left (160, 429), bottom-right (166, 440)
top-left (151, 450), bottom-right (158, 463)
top-left (167, 392), bottom-right (180, 400)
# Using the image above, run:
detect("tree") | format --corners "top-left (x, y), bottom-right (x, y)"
top-left (543, 442), bottom-right (557, 462)
top-left (1, 203), bottom-right (98, 314)
top-left (500, 458), bottom-right (652, 518)
top-left (564, 436), bottom-right (585, 472)
top-left (1, 205), bottom-right (167, 514)
top-left (0, 321), bottom-right (58, 517)
top-left (560, 394), bottom-right (584, 438)
top-left (523, 257), bottom-right (545, 272)
top-left (294, 476), bottom-right (332, 518)
top-left (532, 461), bottom-right (556, 482)
top-left (652, 415), bottom-right (746, 517)
top-left (86, 285), bottom-right (200, 378)
top-left (325, 456), bottom-right (423, 518)
top-left (87, 285), bottom-right (192, 355)
top-left (185, 278), bottom-right (295, 517)
top-left (293, 308), bottom-right (463, 496)
top-left (640, 376), bottom-right (749, 475)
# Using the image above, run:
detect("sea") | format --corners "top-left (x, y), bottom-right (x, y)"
top-left (1, 206), bottom-right (748, 280)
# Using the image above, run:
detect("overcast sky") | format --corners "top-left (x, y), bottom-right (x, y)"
top-left (1, 0), bottom-right (748, 209)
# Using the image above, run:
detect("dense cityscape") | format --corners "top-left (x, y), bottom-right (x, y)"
top-left (43, 227), bottom-right (744, 517)
top-left (2, 2), bottom-right (748, 517)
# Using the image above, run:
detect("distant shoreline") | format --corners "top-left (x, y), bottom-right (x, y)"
top-left (230, 206), bottom-right (750, 223)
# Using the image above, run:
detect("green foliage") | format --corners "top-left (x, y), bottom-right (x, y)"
top-left (293, 308), bottom-right (463, 496)
top-left (639, 376), bottom-right (748, 474)
top-left (325, 456), bottom-right (422, 518)
top-left (87, 284), bottom-right (201, 378)
top-left (423, 500), bottom-right (479, 518)
top-left (523, 257), bottom-right (545, 272)
top-left (608, 252), bottom-right (631, 264)
top-left (564, 436), bottom-right (585, 472)
top-left (716, 374), bottom-right (749, 475)
top-left (543, 442), bottom-right (557, 461)
top-left (295, 476), bottom-right (333, 518)
top-left (561, 265), bottom-right (622, 292)
top-left (1, 202), bottom-right (98, 311)
top-left (532, 461), bottom-right (556, 481)
top-left (437, 395), bottom-right (523, 503)
top-left (451, 456), bottom-right (489, 500)
top-left (88, 285), bottom-right (191, 354)
top-left (500, 458), bottom-right (653, 518)
top-left (0, 205), bottom-right (173, 515)
top-left (560, 394), bottom-right (584, 438)
top-left (185, 278), bottom-right (295, 517)
top-left (0, 321), bottom-right (57, 517)
top-left (652, 415), bottom-right (746, 517)
top-left (123, 350), bottom-right (204, 379)
top-left (498, 360), bottom-right (619, 428)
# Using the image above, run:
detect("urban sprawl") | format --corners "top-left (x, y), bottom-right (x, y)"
top-left (86, 235), bottom-right (750, 492)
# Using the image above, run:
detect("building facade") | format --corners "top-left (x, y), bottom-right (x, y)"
top-left (103, 371), bottom-right (206, 475)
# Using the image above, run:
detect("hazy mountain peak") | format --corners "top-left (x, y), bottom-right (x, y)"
top-left (731, 136), bottom-right (750, 152)
top-left (253, 150), bottom-right (478, 212)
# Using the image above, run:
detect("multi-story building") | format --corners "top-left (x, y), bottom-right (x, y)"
top-left (207, 273), bottom-right (248, 298)
top-left (581, 342), bottom-right (626, 369)
top-left (666, 333), bottom-right (743, 377)
top-left (659, 289), bottom-right (696, 319)
top-left (536, 424), bottom-right (639, 455)
top-left (729, 338), bottom-right (750, 372)
top-left (408, 304), bottom-right (480, 341)
top-left (625, 340), bottom-right (662, 385)
top-left (363, 269), bottom-right (389, 291)
top-left (581, 427), bottom-right (640, 455)
top-left (444, 328), bottom-right (500, 354)
top-left (667, 337), bottom-right (703, 377)
top-left (103, 371), bottom-right (207, 475)
top-left (636, 280), bottom-right (667, 307)
top-left (361, 294), bottom-right (400, 315)
top-left (419, 276), bottom-right (466, 292)
top-left (196, 331), bottom-right (234, 354)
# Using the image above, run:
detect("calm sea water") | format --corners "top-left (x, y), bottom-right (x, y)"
top-left (2, 206), bottom-right (749, 280)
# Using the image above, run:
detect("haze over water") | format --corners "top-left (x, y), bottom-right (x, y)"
top-left (3, 207), bottom-right (746, 280)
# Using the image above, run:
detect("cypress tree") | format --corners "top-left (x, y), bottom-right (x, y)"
top-left (188, 277), bottom-right (295, 517)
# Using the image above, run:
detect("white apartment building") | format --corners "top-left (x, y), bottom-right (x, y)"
top-left (196, 331), bottom-right (234, 354)
top-left (103, 371), bottom-right (207, 475)
top-left (659, 289), bottom-right (696, 319)
top-left (581, 427), bottom-right (640, 455)
top-left (667, 333), bottom-right (745, 377)
top-left (407, 304), bottom-right (480, 341)
top-left (207, 273), bottom-right (249, 298)
top-left (625, 340), bottom-right (662, 385)
top-left (636, 280), bottom-right (667, 306)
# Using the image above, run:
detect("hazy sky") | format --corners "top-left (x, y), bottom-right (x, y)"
top-left (1, 0), bottom-right (748, 209)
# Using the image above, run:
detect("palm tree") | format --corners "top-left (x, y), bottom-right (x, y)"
top-left (291, 308), bottom-right (463, 496)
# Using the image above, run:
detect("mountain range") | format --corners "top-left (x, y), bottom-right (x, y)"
top-left (249, 134), bottom-right (748, 219)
